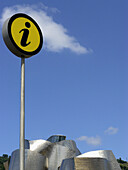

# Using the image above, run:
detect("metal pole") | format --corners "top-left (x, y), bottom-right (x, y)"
top-left (20, 57), bottom-right (25, 170)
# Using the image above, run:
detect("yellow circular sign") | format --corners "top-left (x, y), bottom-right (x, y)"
top-left (2, 13), bottom-right (43, 58)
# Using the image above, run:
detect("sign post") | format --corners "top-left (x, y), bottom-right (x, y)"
top-left (2, 13), bottom-right (43, 170)
top-left (20, 57), bottom-right (25, 170)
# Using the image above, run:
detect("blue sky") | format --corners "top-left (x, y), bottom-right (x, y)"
top-left (0, 0), bottom-right (127, 160)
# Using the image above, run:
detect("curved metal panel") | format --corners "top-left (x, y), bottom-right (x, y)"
top-left (60, 157), bottom-right (110, 170)
top-left (38, 140), bottom-right (81, 170)
top-left (46, 143), bottom-right (77, 170)
top-left (9, 139), bottom-right (80, 170)
top-left (77, 150), bottom-right (121, 170)
top-left (60, 158), bottom-right (75, 170)
top-left (29, 139), bottom-right (52, 153)
top-left (9, 149), bottom-right (46, 170)
top-left (9, 137), bottom-right (120, 170)
top-left (57, 140), bottom-right (81, 156)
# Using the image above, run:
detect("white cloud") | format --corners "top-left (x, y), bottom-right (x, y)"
top-left (104, 126), bottom-right (118, 135)
top-left (77, 136), bottom-right (101, 146)
top-left (0, 4), bottom-right (92, 54)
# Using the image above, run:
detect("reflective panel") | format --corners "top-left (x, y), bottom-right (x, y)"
top-left (60, 157), bottom-right (111, 170)
top-left (9, 149), bottom-right (46, 170)
top-left (9, 136), bottom-right (121, 170)
top-left (9, 136), bottom-right (81, 170)
top-left (77, 150), bottom-right (121, 170)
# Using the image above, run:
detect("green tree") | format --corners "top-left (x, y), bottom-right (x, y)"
top-left (0, 154), bottom-right (9, 170)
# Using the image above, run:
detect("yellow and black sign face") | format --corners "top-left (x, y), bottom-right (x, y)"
top-left (3, 13), bottom-right (43, 58)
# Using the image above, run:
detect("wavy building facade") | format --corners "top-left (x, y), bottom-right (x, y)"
top-left (8, 135), bottom-right (121, 170)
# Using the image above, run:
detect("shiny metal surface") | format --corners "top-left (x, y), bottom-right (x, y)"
top-left (77, 150), bottom-right (121, 170)
top-left (28, 138), bottom-right (81, 170)
top-left (9, 136), bottom-right (121, 170)
top-left (9, 149), bottom-right (46, 170)
top-left (9, 136), bottom-right (81, 170)
top-left (43, 141), bottom-right (80, 170)
top-left (60, 157), bottom-right (111, 170)
top-left (29, 139), bottom-right (52, 153)
top-left (60, 158), bottom-right (75, 170)
top-left (58, 140), bottom-right (81, 156)
top-left (60, 150), bottom-right (121, 170)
